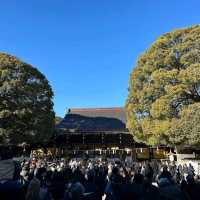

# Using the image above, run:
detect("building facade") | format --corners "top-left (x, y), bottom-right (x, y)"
top-left (55, 107), bottom-right (144, 150)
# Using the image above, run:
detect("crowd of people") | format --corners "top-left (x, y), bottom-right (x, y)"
top-left (0, 154), bottom-right (200, 200)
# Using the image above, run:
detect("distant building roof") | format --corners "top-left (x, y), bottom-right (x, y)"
top-left (56, 107), bottom-right (127, 132)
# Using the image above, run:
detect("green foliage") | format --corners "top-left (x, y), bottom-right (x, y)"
top-left (169, 103), bottom-right (200, 146)
top-left (0, 53), bottom-right (55, 144)
top-left (126, 25), bottom-right (200, 146)
top-left (55, 116), bottom-right (62, 125)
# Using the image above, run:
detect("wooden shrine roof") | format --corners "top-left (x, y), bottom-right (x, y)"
top-left (56, 107), bottom-right (128, 132)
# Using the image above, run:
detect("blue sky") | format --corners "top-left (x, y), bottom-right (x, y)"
top-left (1, 0), bottom-right (200, 117)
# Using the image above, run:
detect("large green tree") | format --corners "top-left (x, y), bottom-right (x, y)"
top-left (126, 25), bottom-right (200, 146)
top-left (0, 53), bottom-right (55, 144)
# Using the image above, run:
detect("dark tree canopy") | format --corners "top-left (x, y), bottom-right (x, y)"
top-left (126, 25), bottom-right (200, 146)
top-left (0, 53), bottom-right (55, 144)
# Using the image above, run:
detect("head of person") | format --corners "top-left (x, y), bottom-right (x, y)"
top-left (26, 177), bottom-right (40, 200)
top-left (158, 178), bottom-right (171, 187)
top-left (86, 169), bottom-right (95, 182)
top-left (70, 182), bottom-right (85, 200)
top-left (186, 174), bottom-right (195, 185)
top-left (163, 165), bottom-right (168, 172)
top-left (112, 166), bottom-right (119, 176)
top-left (133, 173), bottom-right (144, 184)
top-left (73, 168), bottom-right (85, 183)
top-left (145, 170), bottom-right (153, 183)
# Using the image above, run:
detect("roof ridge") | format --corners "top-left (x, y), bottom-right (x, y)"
top-left (68, 107), bottom-right (124, 113)
top-left (69, 107), bottom-right (124, 110)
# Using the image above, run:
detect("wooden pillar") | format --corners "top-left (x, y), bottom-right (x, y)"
top-left (133, 141), bottom-right (137, 161)
top-left (66, 134), bottom-right (69, 146)
top-left (101, 133), bottom-right (104, 144)
top-left (82, 134), bottom-right (85, 145)
top-left (119, 133), bottom-right (122, 145)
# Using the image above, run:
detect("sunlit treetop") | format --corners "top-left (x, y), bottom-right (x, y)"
top-left (126, 25), bottom-right (200, 146)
